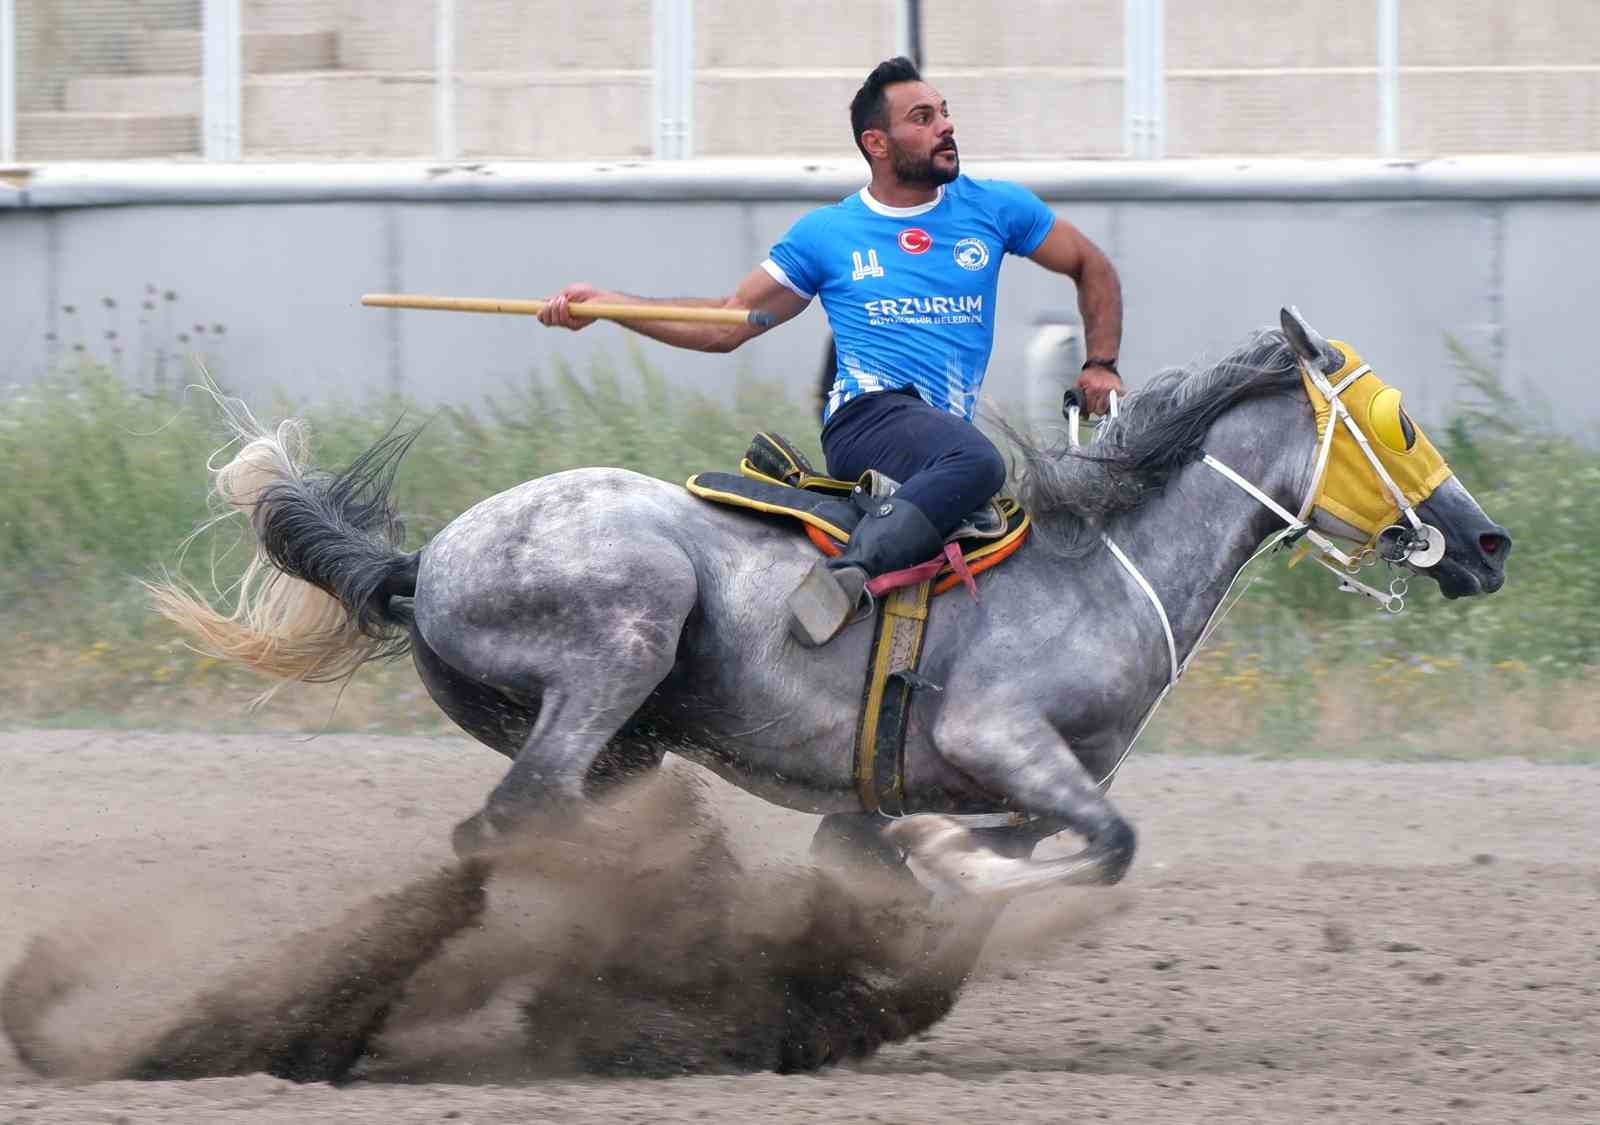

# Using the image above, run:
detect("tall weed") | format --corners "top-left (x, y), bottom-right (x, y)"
top-left (0, 345), bottom-right (1593, 759)
top-left (0, 355), bottom-right (814, 725)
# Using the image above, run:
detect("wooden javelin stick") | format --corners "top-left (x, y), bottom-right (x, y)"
top-left (361, 293), bottom-right (774, 328)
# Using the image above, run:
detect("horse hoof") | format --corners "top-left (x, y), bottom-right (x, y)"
top-left (890, 814), bottom-right (1107, 900)
top-left (884, 814), bottom-right (980, 857)
top-left (451, 812), bottom-right (502, 860)
top-left (887, 815), bottom-right (1005, 898)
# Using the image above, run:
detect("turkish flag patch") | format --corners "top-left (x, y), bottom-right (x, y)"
top-left (898, 228), bottom-right (932, 255)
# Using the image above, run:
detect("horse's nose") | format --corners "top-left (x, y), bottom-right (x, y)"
top-left (1478, 527), bottom-right (1512, 570)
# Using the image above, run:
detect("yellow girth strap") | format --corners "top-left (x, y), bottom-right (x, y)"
top-left (852, 578), bottom-right (933, 815)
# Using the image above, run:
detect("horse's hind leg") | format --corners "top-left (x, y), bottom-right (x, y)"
top-left (451, 661), bottom-right (683, 856)
top-left (441, 558), bottom-right (697, 858)
top-left (411, 624), bottom-right (536, 759)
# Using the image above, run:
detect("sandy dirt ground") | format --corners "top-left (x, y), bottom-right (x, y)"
top-left (1, 729), bottom-right (1597, 1124)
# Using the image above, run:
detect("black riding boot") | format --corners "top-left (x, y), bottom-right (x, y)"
top-left (786, 497), bottom-right (945, 647)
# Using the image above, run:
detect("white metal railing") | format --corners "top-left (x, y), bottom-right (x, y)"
top-left (435, 0), bottom-right (456, 162)
top-left (1378, 0), bottom-right (1400, 158)
top-left (895, 0), bottom-right (923, 65)
top-left (1, 0), bottom-right (15, 164)
top-left (202, 0), bottom-right (241, 161)
top-left (13, 157), bottom-right (1600, 211)
top-left (652, 0), bottom-right (693, 160)
top-left (1124, 0), bottom-right (1166, 160)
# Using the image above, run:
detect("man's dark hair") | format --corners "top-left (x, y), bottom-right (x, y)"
top-left (849, 56), bottom-right (922, 162)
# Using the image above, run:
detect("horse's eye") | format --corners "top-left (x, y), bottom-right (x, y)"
top-left (1369, 386), bottom-right (1417, 453)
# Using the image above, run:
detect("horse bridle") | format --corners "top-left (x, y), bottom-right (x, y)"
top-left (1067, 356), bottom-right (1446, 611)
top-left (1201, 356), bottom-right (1447, 612)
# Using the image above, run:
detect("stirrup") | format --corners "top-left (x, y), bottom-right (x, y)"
top-left (786, 561), bottom-right (868, 647)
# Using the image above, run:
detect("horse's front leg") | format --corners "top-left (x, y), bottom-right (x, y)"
top-left (892, 708), bottom-right (1136, 898)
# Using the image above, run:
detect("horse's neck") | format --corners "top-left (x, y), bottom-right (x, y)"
top-left (1104, 394), bottom-right (1314, 670)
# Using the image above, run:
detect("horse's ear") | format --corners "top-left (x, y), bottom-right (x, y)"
top-left (1280, 306), bottom-right (1342, 374)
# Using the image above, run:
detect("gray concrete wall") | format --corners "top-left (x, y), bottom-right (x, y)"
top-left (1, 158), bottom-right (1594, 436)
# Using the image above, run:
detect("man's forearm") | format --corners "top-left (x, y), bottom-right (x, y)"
top-left (586, 291), bottom-right (747, 352)
top-left (1076, 255), bottom-right (1123, 362)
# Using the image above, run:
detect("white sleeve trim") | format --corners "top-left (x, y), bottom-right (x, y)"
top-left (761, 258), bottom-right (814, 300)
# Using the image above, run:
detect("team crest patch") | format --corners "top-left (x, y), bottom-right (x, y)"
top-left (953, 238), bottom-right (990, 271)
top-left (898, 228), bottom-right (932, 255)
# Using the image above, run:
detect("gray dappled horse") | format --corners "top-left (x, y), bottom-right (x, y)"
top-left (154, 309), bottom-right (1509, 896)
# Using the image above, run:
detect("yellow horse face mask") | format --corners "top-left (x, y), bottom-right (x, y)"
top-left (1300, 341), bottom-right (1453, 545)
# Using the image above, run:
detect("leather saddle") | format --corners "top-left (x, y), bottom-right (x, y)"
top-left (685, 432), bottom-right (1029, 598)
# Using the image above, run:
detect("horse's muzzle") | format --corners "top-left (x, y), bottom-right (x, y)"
top-left (1415, 480), bottom-right (1511, 599)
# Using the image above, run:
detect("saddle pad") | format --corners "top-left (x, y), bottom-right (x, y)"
top-left (686, 471), bottom-right (863, 541)
top-left (684, 471), bottom-right (1032, 597)
top-left (742, 438), bottom-right (1007, 541)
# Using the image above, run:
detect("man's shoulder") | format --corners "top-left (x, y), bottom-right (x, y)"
top-left (786, 192), bottom-right (867, 241)
top-left (950, 174), bottom-right (1037, 208)
top-left (803, 191), bottom-right (866, 223)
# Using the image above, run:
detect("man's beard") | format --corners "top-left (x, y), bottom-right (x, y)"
top-left (891, 140), bottom-right (959, 187)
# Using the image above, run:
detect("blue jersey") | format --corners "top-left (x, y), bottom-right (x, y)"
top-left (763, 175), bottom-right (1056, 422)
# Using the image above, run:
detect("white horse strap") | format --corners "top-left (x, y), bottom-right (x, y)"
top-left (1101, 533), bottom-right (1177, 686)
top-left (1069, 391), bottom-right (1173, 683)
top-left (1203, 452), bottom-right (1356, 568)
top-left (1058, 389), bottom-right (1176, 790)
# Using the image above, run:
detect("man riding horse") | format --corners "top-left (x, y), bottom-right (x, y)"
top-left (537, 56), bottom-right (1126, 646)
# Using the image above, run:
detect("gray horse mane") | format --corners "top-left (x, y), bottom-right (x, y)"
top-left (1000, 329), bottom-right (1302, 556)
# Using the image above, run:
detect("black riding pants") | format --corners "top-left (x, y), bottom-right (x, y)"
top-left (819, 387), bottom-right (1007, 537)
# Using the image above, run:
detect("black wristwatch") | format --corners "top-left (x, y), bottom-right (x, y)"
top-left (1082, 357), bottom-right (1120, 376)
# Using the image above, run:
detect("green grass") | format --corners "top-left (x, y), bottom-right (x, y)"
top-left (0, 352), bottom-right (819, 730)
top-left (1, 346), bottom-right (1594, 760)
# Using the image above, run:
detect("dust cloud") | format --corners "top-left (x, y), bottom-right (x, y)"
top-left (3, 770), bottom-right (1110, 1082)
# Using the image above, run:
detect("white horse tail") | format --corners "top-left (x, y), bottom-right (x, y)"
top-left (147, 391), bottom-right (419, 690)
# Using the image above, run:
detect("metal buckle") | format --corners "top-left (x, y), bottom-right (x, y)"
top-left (848, 587), bottom-right (878, 627)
